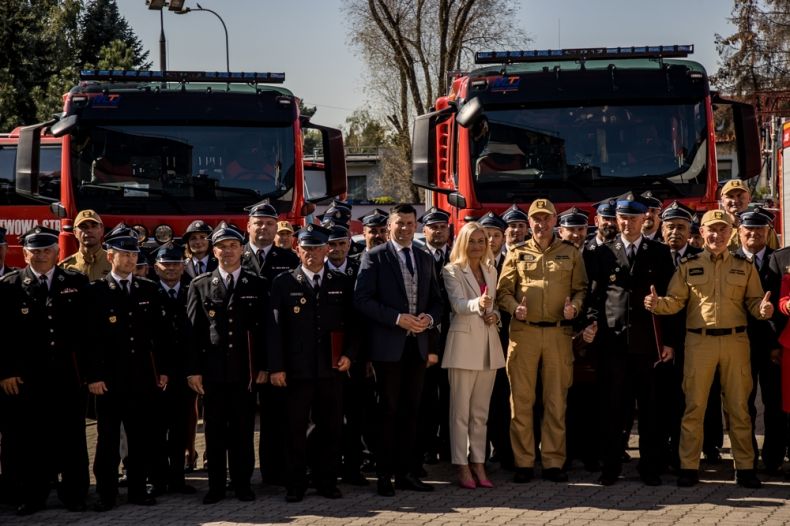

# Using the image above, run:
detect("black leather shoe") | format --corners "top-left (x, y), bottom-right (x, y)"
top-left (65, 501), bottom-right (87, 512)
top-left (235, 486), bottom-right (256, 501)
top-left (598, 472), bottom-right (619, 486)
top-left (170, 484), bottom-right (198, 495)
top-left (317, 485), bottom-right (342, 499)
top-left (16, 503), bottom-right (44, 516)
top-left (376, 477), bottom-right (395, 497)
top-left (395, 474), bottom-right (434, 492)
top-left (702, 449), bottom-right (722, 464)
top-left (342, 472), bottom-right (369, 486)
top-left (640, 473), bottom-right (662, 486)
top-left (285, 488), bottom-right (305, 503)
top-left (736, 470), bottom-right (762, 489)
top-left (677, 469), bottom-right (699, 487)
top-left (513, 467), bottom-right (534, 483)
top-left (202, 490), bottom-right (225, 505)
top-left (128, 494), bottom-right (157, 506)
top-left (542, 468), bottom-right (568, 482)
top-left (93, 499), bottom-right (115, 512)
top-left (583, 460), bottom-right (601, 473)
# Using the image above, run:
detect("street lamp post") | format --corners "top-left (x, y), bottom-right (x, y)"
top-left (176, 3), bottom-right (230, 74)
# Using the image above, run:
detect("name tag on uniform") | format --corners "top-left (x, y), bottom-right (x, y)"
top-left (239, 295), bottom-right (257, 299)
top-left (554, 255), bottom-right (569, 260)
top-left (328, 291), bottom-right (343, 295)
top-left (689, 268), bottom-right (704, 276)
top-left (289, 292), bottom-right (303, 297)
top-left (729, 269), bottom-right (745, 276)
top-left (519, 254), bottom-right (535, 262)
top-left (138, 301), bottom-right (150, 306)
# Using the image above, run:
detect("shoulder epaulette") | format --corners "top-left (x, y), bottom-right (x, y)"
top-left (732, 252), bottom-right (750, 262)
top-left (512, 240), bottom-right (528, 249)
top-left (561, 239), bottom-right (576, 246)
top-left (192, 273), bottom-right (212, 284)
top-left (0, 269), bottom-right (21, 282)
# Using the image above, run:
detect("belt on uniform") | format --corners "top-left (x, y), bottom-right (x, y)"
top-left (687, 326), bottom-right (746, 336)
top-left (527, 320), bottom-right (573, 328)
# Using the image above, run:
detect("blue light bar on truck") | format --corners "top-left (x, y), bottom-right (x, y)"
top-left (79, 70), bottom-right (286, 84)
top-left (474, 45), bottom-right (694, 64)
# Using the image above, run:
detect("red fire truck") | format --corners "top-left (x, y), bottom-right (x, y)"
top-left (1, 131), bottom-right (63, 265)
top-left (8, 69), bottom-right (346, 266)
top-left (412, 45), bottom-right (760, 227)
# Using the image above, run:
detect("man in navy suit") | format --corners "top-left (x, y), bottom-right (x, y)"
top-left (354, 203), bottom-right (444, 496)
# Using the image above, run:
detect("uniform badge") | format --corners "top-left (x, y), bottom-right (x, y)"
top-left (300, 297), bottom-right (307, 304)
top-left (241, 277), bottom-right (248, 284)
top-left (208, 310), bottom-right (216, 318)
top-left (109, 282), bottom-right (116, 290)
top-left (346, 268), bottom-right (354, 276)
top-left (109, 316), bottom-right (117, 324)
top-left (293, 306), bottom-right (301, 313)
top-left (614, 243), bottom-right (622, 250)
top-left (57, 275), bottom-right (65, 282)
top-left (20, 308), bottom-right (29, 315)
top-left (23, 277), bottom-right (32, 285)
top-left (609, 274), bottom-right (616, 282)
top-left (296, 274), bottom-right (303, 282)
top-left (133, 281), bottom-right (139, 289)
top-left (212, 277), bottom-right (219, 285)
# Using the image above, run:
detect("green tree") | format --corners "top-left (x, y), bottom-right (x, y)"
top-left (343, 109), bottom-right (387, 153)
top-left (79, 0), bottom-right (150, 70)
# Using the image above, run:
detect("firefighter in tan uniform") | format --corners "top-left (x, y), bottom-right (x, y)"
top-left (497, 199), bottom-right (587, 483)
top-left (645, 209), bottom-right (772, 489)
top-left (720, 179), bottom-right (779, 251)
top-left (59, 209), bottom-right (112, 281)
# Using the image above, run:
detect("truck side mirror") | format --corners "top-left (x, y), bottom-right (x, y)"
top-left (455, 97), bottom-right (483, 128)
top-left (301, 122), bottom-right (347, 202)
top-left (412, 105), bottom-right (455, 190)
top-left (712, 94), bottom-right (760, 180)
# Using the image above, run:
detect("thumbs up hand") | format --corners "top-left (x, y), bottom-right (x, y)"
top-left (515, 295), bottom-right (528, 321)
top-left (582, 321), bottom-right (597, 343)
top-left (563, 296), bottom-right (577, 320)
top-left (644, 285), bottom-right (659, 312)
top-left (760, 291), bottom-right (774, 319)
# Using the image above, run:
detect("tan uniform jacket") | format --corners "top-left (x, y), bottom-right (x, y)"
top-left (653, 249), bottom-right (765, 328)
top-left (496, 236), bottom-right (587, 322)
top-left (59, 247), bottom-right (112, 282)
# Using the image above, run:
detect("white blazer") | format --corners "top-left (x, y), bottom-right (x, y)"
top-left (441, 262), bottom-right (505, 371)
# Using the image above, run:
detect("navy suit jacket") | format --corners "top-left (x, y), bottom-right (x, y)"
top-left (354, 241), bottom-right (444, 362)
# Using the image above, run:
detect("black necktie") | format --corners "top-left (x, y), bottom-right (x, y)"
top-left (38, 274), bottom-right (48, 297)
top-left (226, 274), bottom-right (235, 296)
top-left (313, 273), bottom-right (321, 293)
top-left (402, 247), bottom-right (415, 276)
top-left (258, 250), bottom-right (266, 268)
top-left (673, 251), bottom-right (680, 268)
top-left (120, 279), bottom-right (130, 295)
top-left (169, 288), bottom-right (177, 300)
top-left (434, 250), bottom-right (442, 263)
top-left (627, 245), bottom-right (636, 265)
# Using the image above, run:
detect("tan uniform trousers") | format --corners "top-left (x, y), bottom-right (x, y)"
top-left (507, 324), bottom-right (573, 469)
top-left (680, 331), bottom-right (754, 470)
top-left (447, 368), bottom-right (498, 465)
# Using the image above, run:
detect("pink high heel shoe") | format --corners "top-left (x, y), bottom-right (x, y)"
top-left (470, 464), bottom-right (494, 488)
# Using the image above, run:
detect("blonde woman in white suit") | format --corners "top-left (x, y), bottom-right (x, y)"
top-left (442, 222), bottom-right (505, 489)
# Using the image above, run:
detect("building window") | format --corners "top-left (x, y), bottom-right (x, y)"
top-left (347, 175), bottom-right (367, 202)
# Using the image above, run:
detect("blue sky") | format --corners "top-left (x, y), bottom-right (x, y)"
top-left (119, 0), bottom-right (735, 129)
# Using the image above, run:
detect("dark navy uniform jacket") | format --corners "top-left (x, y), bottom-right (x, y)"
top-left (241, 243), bottom-right (299, 287)
top-left (0, 266), bottom-right (88, 389)
top-left (187, 268), bottom-right (268, 385)
top-left (268, 267), bottom-right (357, 380)
top-left (84, 274), bottom-right (169, 393)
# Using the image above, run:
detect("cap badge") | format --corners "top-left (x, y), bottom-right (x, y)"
top-left (536, 200), bottom-right (546, 208)
top-left (293, 306), bottom-right (301, 314)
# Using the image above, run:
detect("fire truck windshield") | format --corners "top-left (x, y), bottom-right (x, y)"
top-left (469, 101), bottom-right (707, 203)
top-left (69, 124), bottom-right (296, 214)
